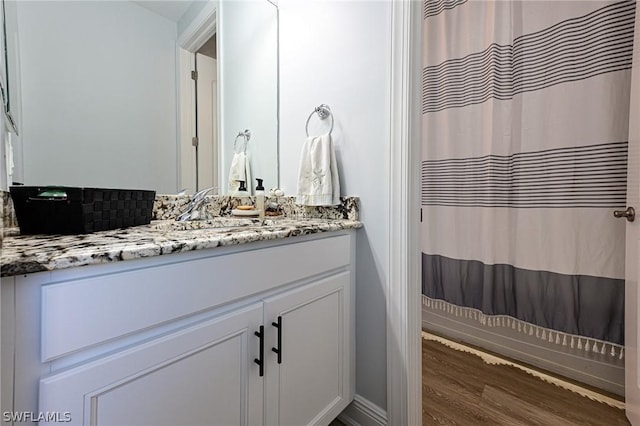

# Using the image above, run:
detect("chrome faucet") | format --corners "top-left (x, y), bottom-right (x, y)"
top-left (176, 187), bottom-right (218, 221)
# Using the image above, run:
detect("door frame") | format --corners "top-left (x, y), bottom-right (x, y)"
top-left (625, 5), bottom-right (640, 423)
top-left (387, 0), bottom-right (422, 424)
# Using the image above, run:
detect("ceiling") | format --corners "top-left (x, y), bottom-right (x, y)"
top-left (132, 1), bottom-right (194, 23)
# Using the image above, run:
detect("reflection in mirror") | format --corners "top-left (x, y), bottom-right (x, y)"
top-left (218, 0), bottom-right (278, 195)
top-left (0, 0), bottom-right (18, 137)
top-left (4, 0), bottom-right (278, 195)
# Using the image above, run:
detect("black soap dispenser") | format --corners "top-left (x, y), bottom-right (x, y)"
top-left (236, 180), bottom-right (249, 197)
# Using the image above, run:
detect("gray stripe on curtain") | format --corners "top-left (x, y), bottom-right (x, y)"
top-left (422, 253), bottom-right (625, 344)
top-left (423, 0), bottom-right (468, 19)
top-left (422, 1), bottom-right (636, 113)
top-left (421, 141), bottom-right (628, 208)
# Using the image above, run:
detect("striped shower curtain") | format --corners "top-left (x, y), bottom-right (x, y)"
top-left (421, 0), bottom-right (635, 358)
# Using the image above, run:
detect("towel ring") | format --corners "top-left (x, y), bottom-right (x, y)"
top-left (234, 129), bottom-right (251, 153)
top-left (305, 104), bottom-right (334, 137)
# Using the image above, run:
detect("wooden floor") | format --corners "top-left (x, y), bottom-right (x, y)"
top-left (423, 335), bottom-right (630, 425)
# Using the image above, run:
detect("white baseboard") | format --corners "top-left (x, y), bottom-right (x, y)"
top-left (338, 394), bottom-right (387, 426)
top-left (424, 307), bottom-right (625, 396)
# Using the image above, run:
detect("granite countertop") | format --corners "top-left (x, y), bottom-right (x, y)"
top-left (0, 217), bottom-right (362, 277)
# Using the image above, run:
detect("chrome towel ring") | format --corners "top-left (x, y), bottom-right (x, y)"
top-left (234, 129), bottom-right (251, 153)
top-left (305, 104), bottom-right (334, 137)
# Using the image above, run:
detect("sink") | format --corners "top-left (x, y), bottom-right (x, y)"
top-left (154, 217), bottom-right (280, 232)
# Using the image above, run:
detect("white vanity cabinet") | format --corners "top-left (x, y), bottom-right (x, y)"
top-left (1, 231), bottom-right (355, 426)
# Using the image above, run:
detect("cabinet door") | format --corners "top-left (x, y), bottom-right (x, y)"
top-left (39, 303), bottom-right (264, 426)
top-left (264, 271), bottom-right (352, 426)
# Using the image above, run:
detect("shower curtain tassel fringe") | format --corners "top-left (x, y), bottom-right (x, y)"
top-left (422, 296), bottom-right (624, 361)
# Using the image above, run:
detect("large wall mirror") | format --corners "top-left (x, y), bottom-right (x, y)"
top-left (3, 0), bottom-right (278, 195)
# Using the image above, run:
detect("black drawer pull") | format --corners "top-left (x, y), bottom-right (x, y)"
top-left (271, 316), bottom-right (282, 364)
top-left (254, 326), bottom-right (264, 376)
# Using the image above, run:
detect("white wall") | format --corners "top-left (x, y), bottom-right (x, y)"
top-left (16, 1), bottom-right (178, 193)
top-left (279, 0), bottom-right (392, 411)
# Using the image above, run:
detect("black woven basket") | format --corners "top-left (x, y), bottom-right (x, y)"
top-left (9, 186), bottom-right (156, 235)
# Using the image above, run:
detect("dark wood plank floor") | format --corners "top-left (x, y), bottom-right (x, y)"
top-left (423, 335), bottom-right (630, 425)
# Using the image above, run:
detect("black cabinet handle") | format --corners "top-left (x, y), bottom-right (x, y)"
top-left (271, 316), bottom-right (282, 364)
top-left (254, 326), bottom-right (264, 377)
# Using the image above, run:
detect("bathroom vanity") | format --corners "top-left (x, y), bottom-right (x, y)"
top-left (1, 216), bottom-right (360, 425)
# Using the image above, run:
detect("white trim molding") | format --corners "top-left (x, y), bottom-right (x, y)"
top-left (338, 395), bottom-right (387, 426)
top-left (177, 1), bottom-right (217, 52)
top-left (387, 0), bottom-right (422, 425)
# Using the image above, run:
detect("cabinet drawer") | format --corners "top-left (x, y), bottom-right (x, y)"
top-left (41, 234), bottom-right (351, 361)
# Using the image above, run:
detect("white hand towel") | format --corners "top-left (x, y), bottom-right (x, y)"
top-left (228, 152), bottom-right (253, 195)
top-left (5, 133), bottom-right (14, 182)
top-left (296, 133), bottom-right (340, 206)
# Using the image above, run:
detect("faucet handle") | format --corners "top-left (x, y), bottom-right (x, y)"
top-left (175, 187), bottom-right (218, 221)
top-left (193, 186), bottom-right (218, 201)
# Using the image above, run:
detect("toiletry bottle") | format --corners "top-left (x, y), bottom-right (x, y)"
top-left (255, 178), bottom-right (265, 218)
top-left (236, 180), bottom-right (249, 197)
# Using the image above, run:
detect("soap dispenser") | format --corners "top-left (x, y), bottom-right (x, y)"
top-left (235, 180), bottom-right (249, 197)
top-left (255, 178), bottom-right (265, 218)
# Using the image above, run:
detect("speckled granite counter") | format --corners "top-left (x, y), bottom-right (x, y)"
top-left (1, 217), bottom-right (362, 277)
